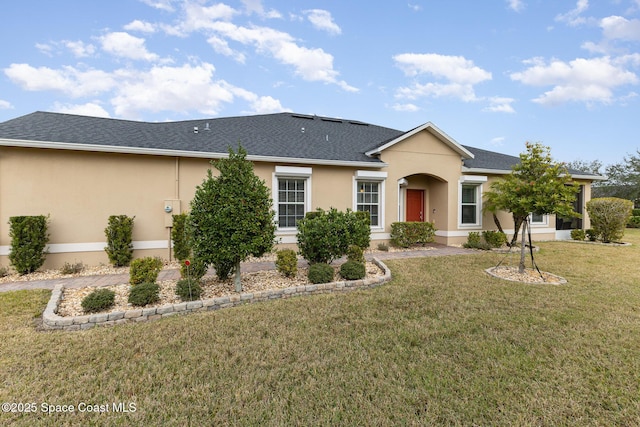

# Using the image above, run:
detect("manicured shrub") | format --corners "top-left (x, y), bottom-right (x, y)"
top-left (8, 215), bottom-right (49, 275)
top-left (60, 261), bottom-right (84, 275)
top-left (340, 260), bottom-right (366, 280)
top-left (180, 258), bottom-right (208, 281)
top-left (482, 230), bottom-right (507, 248)
top-left (627, 216), bottom-right (640, 228)
top-left (307, 263), bottom-right (335, 284)
top-left (171, 213), bottom-right (192, 262)
top-left (275, 249), bottom-right (298, 278)
top-left (377, 242), bottom-right (389, 252)
top-left (346, 244), bottom-right (365, 264)
top-left (570, 229), bottom-right (586, 241)
top-left (297, 208), bottom-right (370, 264)
top-left (586, 197), bottom-right (633, 243)
top-left (129, 257), bottom-right (163, 286)
top-left (390, 222), bottom-right (436, 248)
top-left (128, 282), bottom-right (160, 307)
top-left (586, 229), bottom-right (598, 242)
top-left (175, 278), bottom-right (203, 301)
top-left (81, 288), bottom-right (116, 314)
top-left (104, 215), bottom-right (135, 267)
top-left (633, 209), bottom-right (640, 217)
top-left (463, 232), bottom-right (490, 250)
top-left (0, 266), bottom-right (9, 278)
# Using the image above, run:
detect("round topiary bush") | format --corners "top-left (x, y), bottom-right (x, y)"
top-left (128, 282), bottom-right (160, 307)
top-left (307, 263), bottom-right (335, 284)
top-left (340, 260), bottom-right (366, 280)
top-left (81, 288), bottom-right (116, 314)
top-left (175, 278), bottom-right (203, 301)
top-left (275, 249), bottom-right (298, 278)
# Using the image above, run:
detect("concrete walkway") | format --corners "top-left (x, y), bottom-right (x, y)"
top-left (0, 244), bottom-right (475, 293)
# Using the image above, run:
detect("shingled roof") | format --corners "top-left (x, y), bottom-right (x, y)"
top-left (0, 111), bottom-right (601, 178)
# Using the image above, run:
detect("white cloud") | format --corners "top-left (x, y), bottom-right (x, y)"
top-left (100, 32), bottom-right (160, 62)
top-left (124, 20), bottom-right (157, 33)
top-left (490, 136), bottom-right (506, 147)
top-left (392, 103), bottom-right (420, 112)
top-left (555, 0), bottom-right (589, 26)
top-left (139, 0), bottom-right (176, 12)
top-left (510, 56), bottom-right (638, 105)
top-left (507, 0), bottom-right (525, 12)
top-left (304, 9), bottom-right (341, 35)
top-left (64, 40), bottom-right (96, 57)
top-left (408, 3), bottom-right (422, 12)
top-left (52, 102), bottom-right (111, 118)
top-left (484, 97), bottom-right (516, 113)
top-left (177, 2), bottom-right (238, 34)
top-left (0, 99), bottom-right (13, 110)
top-left (600, 16), bottom-right (640, 42)
top-left (393, 53), bottom-right (491, 102)
top-left (35, 43), bottom-right (54, 56)
top-left (4, 63), bottom-right (116, 97)
top-left (240, 0), bottom-right (281, 18)
top-left (246, 95), bottom-right (290, 114)
top-left (207, 36), bottom-right (246, 62)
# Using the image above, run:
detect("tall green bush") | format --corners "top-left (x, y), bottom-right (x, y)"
top-left (104, 215), bottom-right (135, 267)
top-left (171, 213), bottom-right (192, 262)
top-left (8, 215), bottom-right (50, 275)
top-left (586, 197), bottom-right (633, 243)
top-left (390, 222), bottom-right (436, 248)
top-left (129, 256), bottom-right (163, 286)
top-left (296, 208), bottom-right (370, 264)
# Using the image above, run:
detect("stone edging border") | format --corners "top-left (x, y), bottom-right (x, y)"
top-left (42, 258), bottom-right (392, 331)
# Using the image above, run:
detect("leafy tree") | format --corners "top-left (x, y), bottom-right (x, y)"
top-left (189, 145), bottom-right (276, 292)
top-left (484, 142), bottom-right (580, 273)
top-left (565, 159), bottom-right (603, 175)
top-left (597, 150), bottom-right (640, 206)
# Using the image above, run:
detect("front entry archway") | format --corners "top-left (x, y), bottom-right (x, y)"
top-left (406, 189), bottom-right (424, 222)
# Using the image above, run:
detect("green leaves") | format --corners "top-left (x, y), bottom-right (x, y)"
top-left (189, 145), bottom-right (276, 284)
top-left (8, 215), bottom-right (49, 275)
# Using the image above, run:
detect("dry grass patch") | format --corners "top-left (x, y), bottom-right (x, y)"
top-left (1, 230), bottom-right (639, 425)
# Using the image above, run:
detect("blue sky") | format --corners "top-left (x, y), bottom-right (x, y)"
top-left (1, 0), bottom-right (639, 166)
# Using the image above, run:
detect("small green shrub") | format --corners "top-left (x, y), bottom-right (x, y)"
top-left (390, 222), bottom-right (436, 248)
top-left (346, 245), bottom-right (365, 264)
top-left (0, 266), bottom-right (9, 278)
top-left (627, 216), bottom-right (640, 228)
top-left (81, 288), bottom-right (116, 314)
top-left (482, 230), bottom-right (507, 248)
top-left (175, 278), bottom-right (203, 301)
top-left (586, 229), bottom-right (598, 242)
top-left (632, 209), bottom-right (640, 217)
top-left (8, 215), bottom-right (50, 275)
top-left (340, 260), bottom-right (366, 280)
top-left (586, 197), bottom-right (633, 242)
top-left (275, 249), bottom-right (298, 278)
top-left (570, 229), bottom-right (586, 241)
top-left (463, 232), bottom-right (490, 250)
top-left (377, 242), bottom-right (389, 252)
top-left (129, 257), bottom-right (163, 286)
top-left (296, 208), bottom-right (370, 264)
top-left (171, 213), bottom-right (192, 262)
top-left (60, 261), bottom-right (84, 275)
top-left (307, 263), bottom-right (335, 284)
top-left (128, 282), bottom-right (160, 307)
top-left (180, 258), bottom-right (208, 281)
top-left (104, 215), bottom-right (135, 267)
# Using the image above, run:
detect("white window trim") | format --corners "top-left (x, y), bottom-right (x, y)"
top-left (458, 176), bottom-right (486, 228)
top-left (273, 166), bottom-right (312, 232)
top-left (353, 171), bottom-right (387, 230)
top-left (529, 213), bottom-right (549, 226)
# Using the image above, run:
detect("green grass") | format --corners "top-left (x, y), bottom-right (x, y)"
top-left (2, 231), bottom-right (640, 425)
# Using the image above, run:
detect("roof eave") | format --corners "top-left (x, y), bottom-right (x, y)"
top-left (462, 166), bottom-right (607, 181)
top-left (366, 121), bottom-right (474, 159)
top-left (0, 138), bottom-right (388, 169)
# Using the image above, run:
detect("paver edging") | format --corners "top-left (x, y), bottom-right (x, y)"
top-left (42, 257), bottom-right (392, 331)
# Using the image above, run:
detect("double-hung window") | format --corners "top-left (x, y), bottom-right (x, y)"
top-left (459, 176), bottom-right (487, 227)
top-left (273, 166), bottom-right (311, 230)
top-left (354, 171), bottom-right (387, 229)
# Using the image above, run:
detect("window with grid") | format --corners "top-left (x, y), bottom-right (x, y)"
top-left (461, 184), bottom-right (479, 225)
top-left (277, 178), bottom-right (306, 228)
top-left (356, 181), bottom-right (380, 227)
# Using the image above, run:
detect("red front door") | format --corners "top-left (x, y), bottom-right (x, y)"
top-left (406, 189), bottom-right (424, 222)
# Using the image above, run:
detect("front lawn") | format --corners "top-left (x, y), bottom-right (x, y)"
top-left (1, 230), bottom-right (639, 425)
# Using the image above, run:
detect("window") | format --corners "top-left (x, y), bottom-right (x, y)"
top-left (356, 181), bottom-right (380, 227)
top-left (354, 171), bottom-right (387, 229)
top-left (278, 178), bottom-right (306, 228)
top-left (461, 184), bottom-right (479, 225)
top-left (458, 176), bottom-right (486, 227)
top-left (273, 166), bottom-right (312, 230)
top-left (530, 213), bottom-right (546, 225)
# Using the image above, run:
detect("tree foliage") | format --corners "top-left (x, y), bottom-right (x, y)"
top-left (484, 142), bottom-right (580, 272)
top-left (189, 145), bottom-right (276, 292)
top-left (597, 150), bottom-right (640, 206)
top-left (586, 197), bottom-right (633, 243)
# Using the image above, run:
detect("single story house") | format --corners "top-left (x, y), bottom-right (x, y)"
top-left (0, 111), bottom-right (602, 269)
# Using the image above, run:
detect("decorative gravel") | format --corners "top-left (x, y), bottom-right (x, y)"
top-left (485, 266), bottom-right (567, 285)
top-left (57, 262), bottom-right (385, 317)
